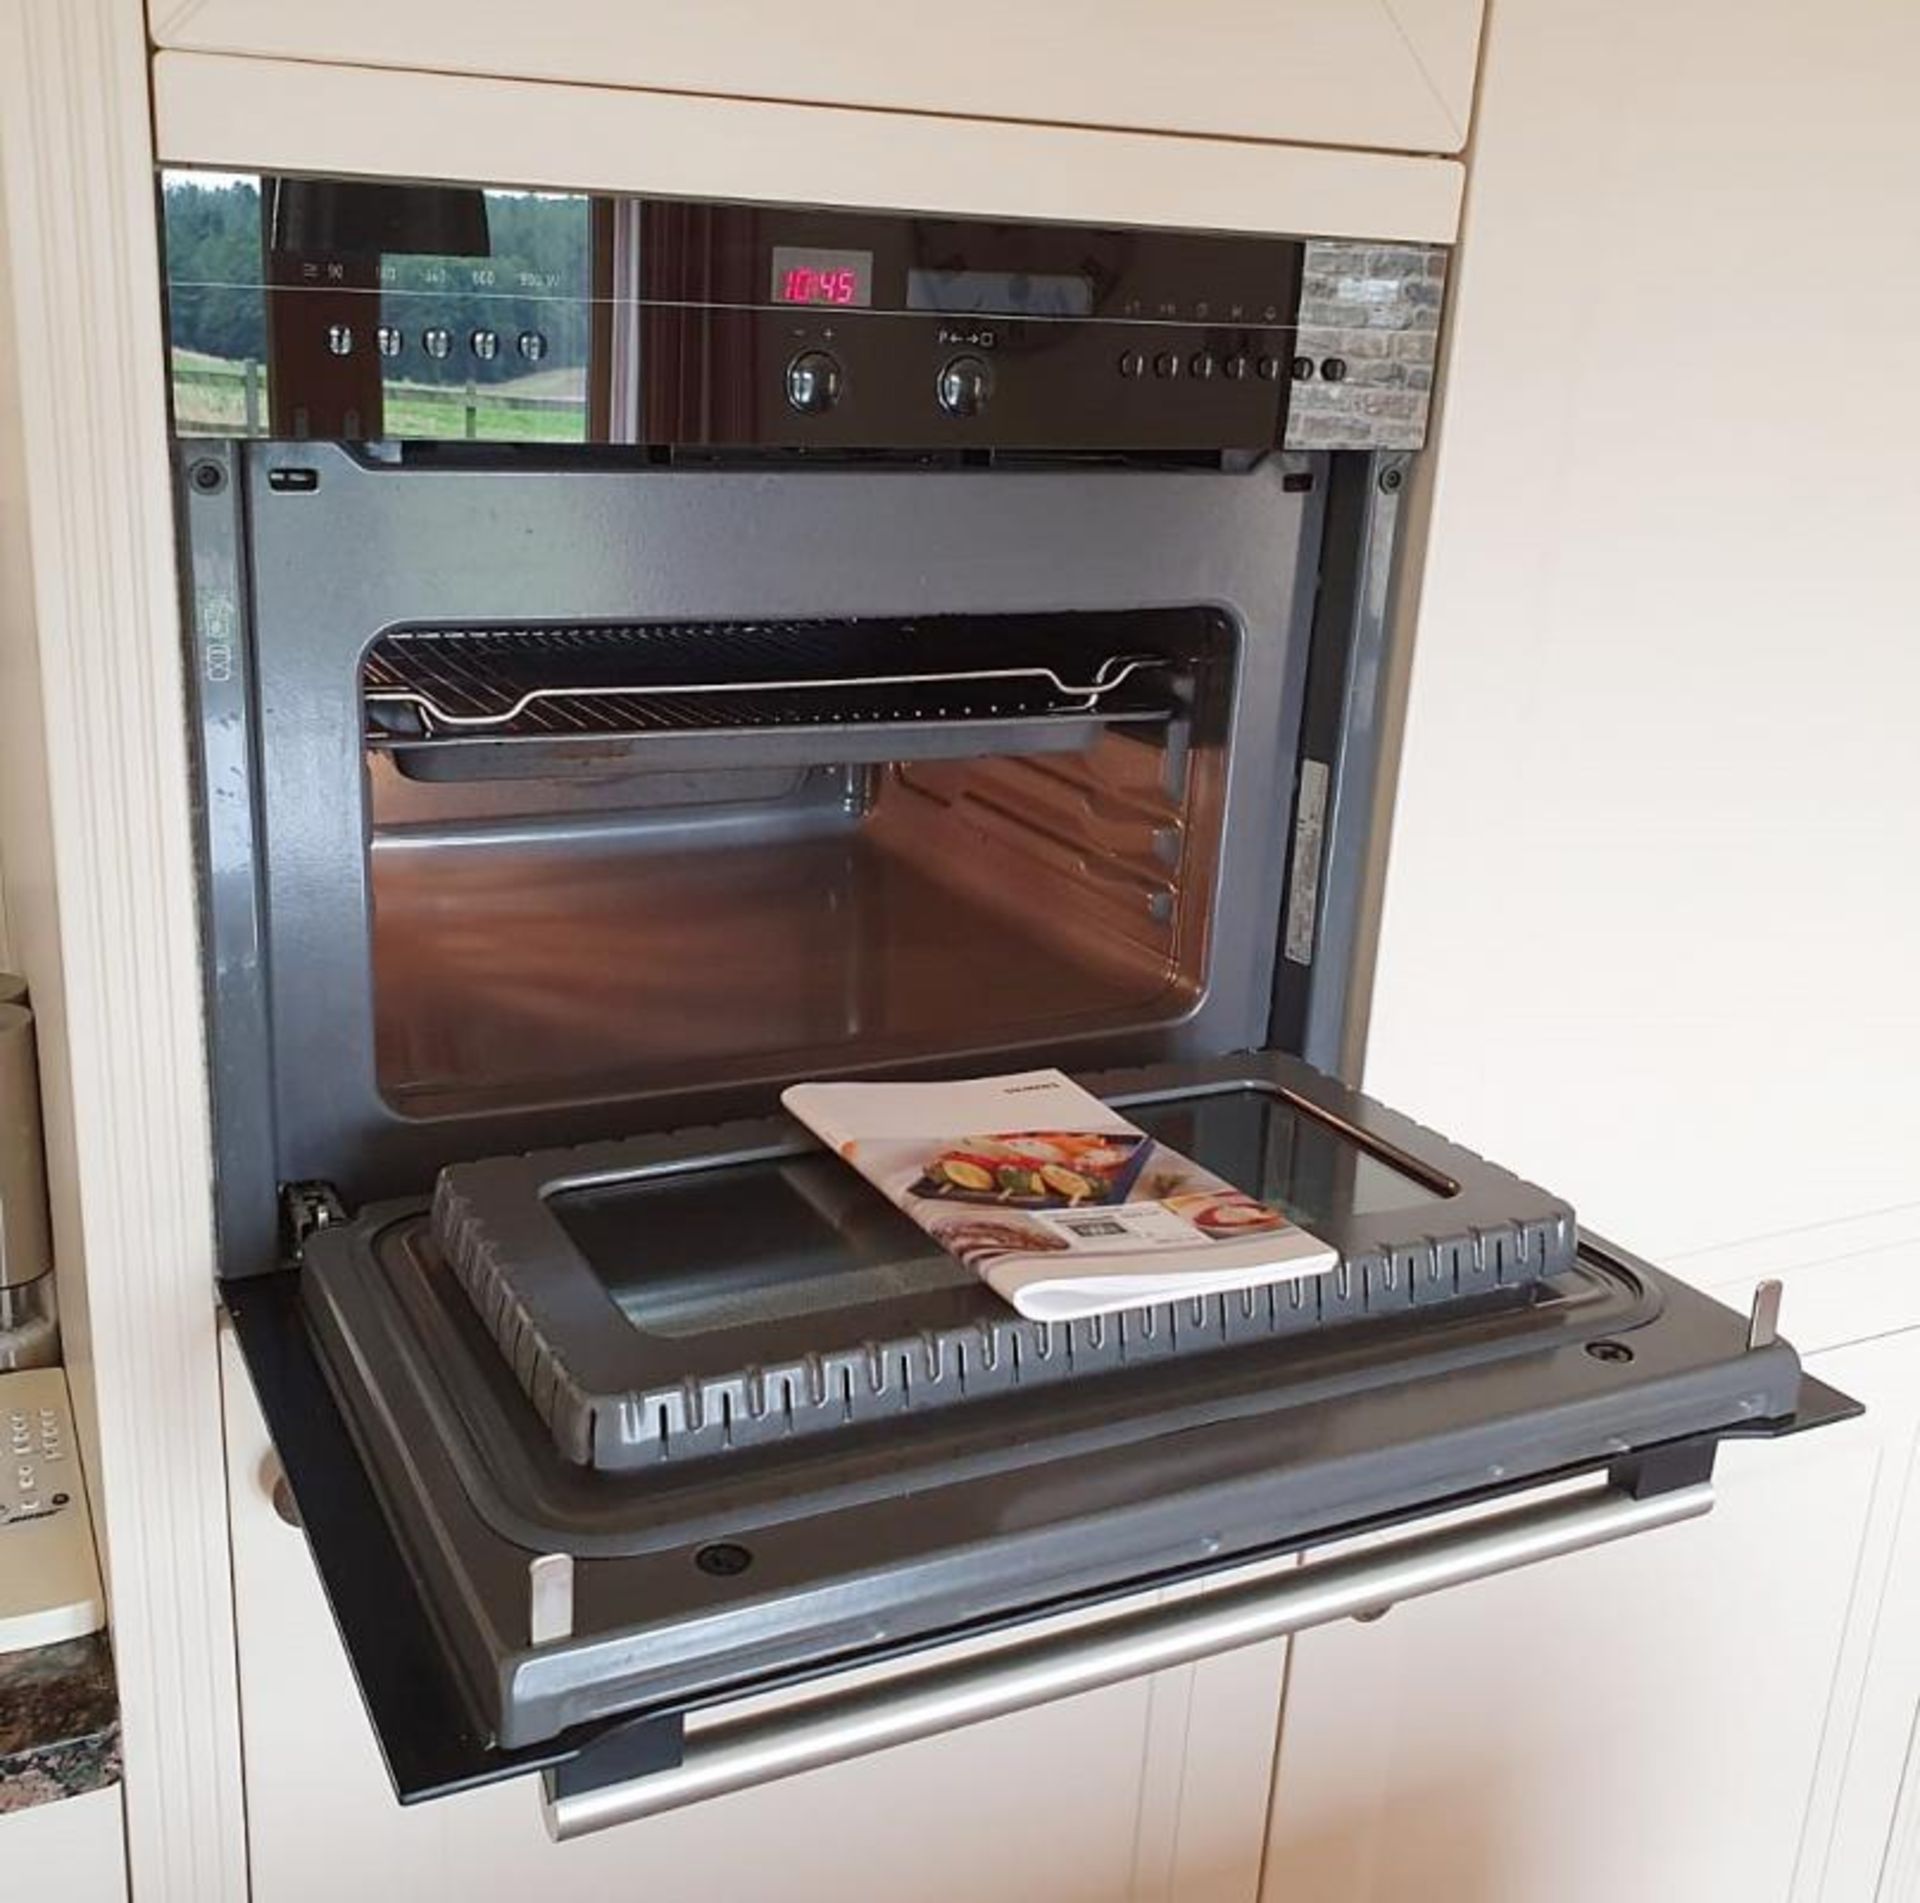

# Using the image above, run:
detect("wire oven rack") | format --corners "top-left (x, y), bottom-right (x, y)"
top-left (361, 615), bottom-right (1185, 775)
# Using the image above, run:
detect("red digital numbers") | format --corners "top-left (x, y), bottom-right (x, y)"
top-left (779, 266), bottom-right (859, 305)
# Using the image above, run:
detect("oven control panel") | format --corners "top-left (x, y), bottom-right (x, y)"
top-left (634, 200), bottom-right (1304, 451)
top-left (160, 172), bottom-right (1444, 453)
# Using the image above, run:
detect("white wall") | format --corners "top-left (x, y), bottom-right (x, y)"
top-left (1366, 0), bottom-right (1920, 1266)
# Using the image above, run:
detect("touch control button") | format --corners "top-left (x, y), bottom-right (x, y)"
top-left (1290, 355), bottom-right (1315, 381)
top-left (1321, 356), bottom-right (1348, 382)
top-left (1224, 355), bottom-right (1250, 380)
top-left (1256, 355), bottom-right (1281, 381)
top-left (785, 350), bottom-right (843, 415)
top-left (422, 327), bottom-right (453, 361)
top-left (1188, 351), bottom-right (1216, 380)
top-left (1152, 350), bottom-right (1180, 379)
top-left (1117, 349), bottom-right (1146, 378)
top-left (325, 324), bottom-right (353, 357)
top-left (936, 354), bottom-right (993, 417)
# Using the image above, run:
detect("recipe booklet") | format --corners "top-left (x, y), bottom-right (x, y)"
top-left (780, 1069), bottom-right (1338, 1323)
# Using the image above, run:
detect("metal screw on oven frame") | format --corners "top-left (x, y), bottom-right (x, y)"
top-left (1585, 1339), bottom-right (1634, 1364)
top-left (1378, 466), bottom-right (1404, 494)
top-left (695, 1541), bottom-right (754, 1577)
top-left (190, 460), bottom-right (227, 495)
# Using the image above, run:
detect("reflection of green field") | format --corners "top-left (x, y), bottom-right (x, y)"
top-left (170, 351), bottom-right (585, 441)
top-left (379, 391), bottom-right (585, 441)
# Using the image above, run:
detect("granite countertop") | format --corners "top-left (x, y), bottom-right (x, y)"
top-left (0, 1632), bottom-right (120, 1813)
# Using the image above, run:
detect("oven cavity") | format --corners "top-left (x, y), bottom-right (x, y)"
top-left (361, 609), bottom-right (1232, 1120)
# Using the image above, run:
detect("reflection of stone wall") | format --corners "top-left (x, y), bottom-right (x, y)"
top-left (1282, 243), bottom-right (1448, 452)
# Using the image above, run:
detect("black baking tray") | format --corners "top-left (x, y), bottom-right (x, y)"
top-left (434, 1053), bottom-right (1578, 1468)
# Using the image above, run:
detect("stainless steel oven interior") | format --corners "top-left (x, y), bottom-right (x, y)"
top-left (164, 168), bottom-right (1856, 1832)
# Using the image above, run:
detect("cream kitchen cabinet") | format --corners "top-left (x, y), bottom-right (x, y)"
top-left (146, 0), bottom-right (1483, 156)
top-left (217, 1323), bottom-right (1292, 1903)
top-left (1262, 1300), bottom-right (1920, 1903)
top-left (0, 1787), bottom-right (128, 1903)
top-left (1288, 0), bottom-right (1920, 1883)
top-left (149, 53), bottom-right (1462, 247)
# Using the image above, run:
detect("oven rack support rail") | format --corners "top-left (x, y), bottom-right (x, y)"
top-left (367, 650), bottom-right (1167, 735)
top-left (360, 614), bottom-right (1198, 776)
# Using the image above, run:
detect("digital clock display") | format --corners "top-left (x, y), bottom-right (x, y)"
top-left (770, 246), bottom-right (874, 308)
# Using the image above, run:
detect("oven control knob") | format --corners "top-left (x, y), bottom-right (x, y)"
top-left (936, 354), bottom-right (993, 418)
top-left (785, 350), bottom-right (843, 415)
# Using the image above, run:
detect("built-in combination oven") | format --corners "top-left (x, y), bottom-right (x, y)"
top-left (160, 169), bottom-right (1854, 1835)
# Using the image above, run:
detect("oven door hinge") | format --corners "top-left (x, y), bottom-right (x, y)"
top-left (279, 1180), bottom-right (350, 1263)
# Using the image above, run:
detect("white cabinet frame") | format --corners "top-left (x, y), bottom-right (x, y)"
top-left (0, 3), bottom-right (246, 1900)
top-left (152, 52), bottom-right (1463, 243)
top-left (147, 0), bottom-right (1485, 159)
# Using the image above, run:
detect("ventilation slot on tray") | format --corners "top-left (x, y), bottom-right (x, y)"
top-left (362, 612), bottom-right (1202, 778)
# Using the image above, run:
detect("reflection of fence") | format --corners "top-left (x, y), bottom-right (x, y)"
top-left (173, 357), bottom-right (265, 431)
top-left (170, 355), bottom-right (587, 442)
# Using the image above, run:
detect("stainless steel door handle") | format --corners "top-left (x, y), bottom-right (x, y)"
top-left (543, 1478), bottom-right (1712, 1840)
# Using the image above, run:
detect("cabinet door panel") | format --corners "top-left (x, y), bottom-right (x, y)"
top-left (153, 54), bottom-right (1464, 246)
top-left (1261, 1326), bottom-right (1920, 1903)
top-left (147, 1), bottom-right (1480, 155)
top-left (0, 1788), bottom-right (127, 1903)
top-left (218, 1323), bottom-right (1285, 1903)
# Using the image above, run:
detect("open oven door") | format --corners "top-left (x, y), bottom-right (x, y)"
top-left (225, 1052), bottom-right (1857, 1838)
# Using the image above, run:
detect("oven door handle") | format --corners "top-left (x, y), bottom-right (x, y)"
top-left (542, 1478), bottom-right (1711, 1839)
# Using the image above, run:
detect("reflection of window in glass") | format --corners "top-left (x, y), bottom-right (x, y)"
top-left (377, 191), bottom-right (590, 443)
top-left (161, 172), bottom-right (269, 437)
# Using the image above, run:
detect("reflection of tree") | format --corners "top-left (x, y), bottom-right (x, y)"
top-left (163, 179), bottom-right (268, 363)
top-left (162, 181), bottom-right (591, 385)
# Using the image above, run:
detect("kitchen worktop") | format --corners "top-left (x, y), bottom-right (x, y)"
top-left (0, 1632), bottom-right (120, 1813)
